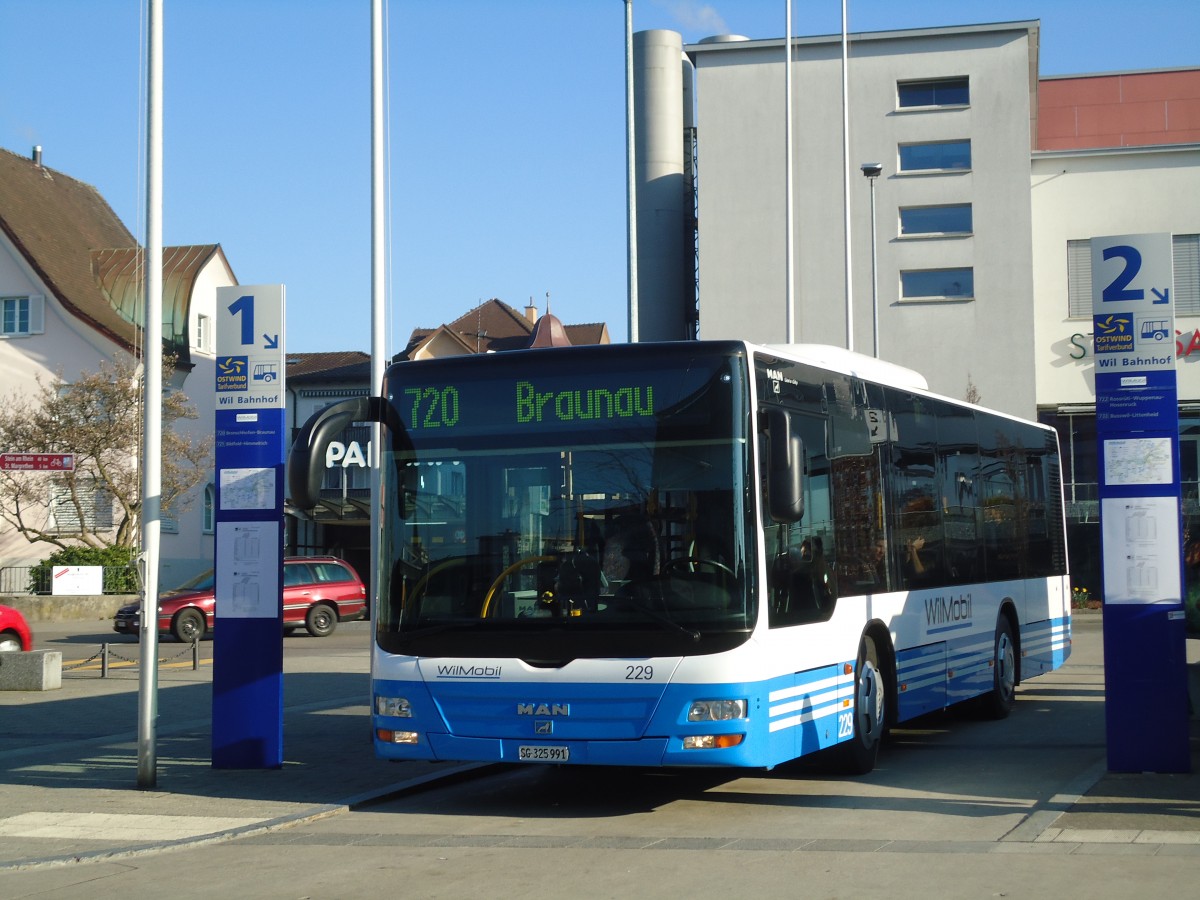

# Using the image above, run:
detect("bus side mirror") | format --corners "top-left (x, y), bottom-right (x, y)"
top-left (767, 408), bottom-right (805, 523)
top-left (289, 397), bottom-right (380, 511)
top-left (289, 396), bottom-right (416, 516)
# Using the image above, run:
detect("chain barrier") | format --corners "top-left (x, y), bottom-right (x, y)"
top-left (62, 640), bottom-right (205, 677)
top-left (61, 648), bottom-right (106, 672)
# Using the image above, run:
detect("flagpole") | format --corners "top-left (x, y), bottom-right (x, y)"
top-left (784, 0), bottom-right (795, 343)
top-left (370, 0), bottom-right (385, 628)
top-left (137, 0), bottom-right (163, 790)
top-left (841, 0), bottom-right (854, 351)
top-left (625, 0), bottom-right (639, 343)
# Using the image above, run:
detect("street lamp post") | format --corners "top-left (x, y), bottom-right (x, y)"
top-left (860, 163), bottom-right (882, 358)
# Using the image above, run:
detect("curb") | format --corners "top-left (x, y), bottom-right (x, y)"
top-left (1, 761), bottom-right (492, 872)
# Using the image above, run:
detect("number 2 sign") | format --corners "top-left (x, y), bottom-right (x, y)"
top-left (1092, 233), bottom-right (1173, 309)
top-left (1092, 233), bottom-right (1175, 374)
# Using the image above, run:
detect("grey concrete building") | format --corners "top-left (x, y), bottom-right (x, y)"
top-left (635, 22), bottom-right (1042, 417)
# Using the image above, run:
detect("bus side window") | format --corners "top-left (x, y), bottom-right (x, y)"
top-left (764, 410), bottom-right (836, 627)
top-left (889, 392), bottom-right (943, 590)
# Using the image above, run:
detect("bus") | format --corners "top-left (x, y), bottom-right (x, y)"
top-left (289, 340), bottom-right (1070, 773)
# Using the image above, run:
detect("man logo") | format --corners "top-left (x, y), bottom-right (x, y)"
top-left (517, 703), bottom-right (570, 716)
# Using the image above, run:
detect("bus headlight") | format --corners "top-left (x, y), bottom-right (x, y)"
top-left (687, 699), bottom-right (747, 722)
top-left (375, 696), bottom-right (413, 717)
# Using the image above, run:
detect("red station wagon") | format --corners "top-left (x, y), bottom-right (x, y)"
top-left (113, 556), bottom-right (368, 642)
top-left (0, 604), bottom-right (33, 652)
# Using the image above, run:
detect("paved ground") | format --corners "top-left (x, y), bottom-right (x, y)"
top-left (0, 625), bottom-right (484, 871)
top-left (1, 611), bottom-right (1197, 881)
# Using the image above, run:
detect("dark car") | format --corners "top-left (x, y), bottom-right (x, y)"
top-left (0, 604), bottom-right (33, 652)
top-left (113, 556), bottom-right (368, 642)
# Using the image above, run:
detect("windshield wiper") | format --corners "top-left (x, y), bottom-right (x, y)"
top-left (398, 619), bottom-right (488, 638)
top-left (618, 596), bottom-right (701, 641)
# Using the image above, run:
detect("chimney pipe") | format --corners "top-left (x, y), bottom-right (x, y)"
top-left (32, 145), bottom-right (42, 167)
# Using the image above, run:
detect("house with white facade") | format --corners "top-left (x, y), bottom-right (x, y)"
top-left (0, 145), bottom-right (230, 588)
top-left (1029, 68), bottom-right (1200, 594)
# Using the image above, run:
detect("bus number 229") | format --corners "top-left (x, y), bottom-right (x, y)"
top-left (838, 711), bottom-right (854, 738)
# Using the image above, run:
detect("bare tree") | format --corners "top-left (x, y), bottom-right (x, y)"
top-left (0, 355), bottom-right (211, 550)
top-left (964, 373), bottom-right (982, 406)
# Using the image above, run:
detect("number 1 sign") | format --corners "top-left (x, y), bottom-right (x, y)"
top-left (213, 284), bottom-right (287, 769)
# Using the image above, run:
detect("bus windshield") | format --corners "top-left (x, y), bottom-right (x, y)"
top-left (375, 344), bottom-right (755, 661)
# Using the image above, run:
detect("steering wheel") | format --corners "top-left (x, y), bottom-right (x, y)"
top-left (663, 557), bottom-right (735, 580)
top-left (480, 555), bottom-right (557, 617)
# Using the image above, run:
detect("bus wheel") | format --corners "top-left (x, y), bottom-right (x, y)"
top-left (978, 617), bottom-right (1017, 719)
top-left (834, 634), bottom-right (886, 775)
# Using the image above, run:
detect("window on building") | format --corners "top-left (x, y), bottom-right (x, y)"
top-left (899, 204), bottom-right (973, 236)
top-left (1067, 234), bottom-right (1200, 318)
top-left (901, 268), bottom-right (974, 300)
top-left (1180, 417), bottom-right (1200, 500)
top-left (897, 77), bottom-right (969, 108)
top-left (203, 483), bottom-right (215, 534)
top-left (48, 479), bottom-right (113, 532)
top-left (1179, 235), bottom-right (1200, 314)
top-left (1, 295), bottom-right (45, 336)
top-left (195, 314), bottom-right (212, 352)
top-left (898, 140), bottom-right (971, 172)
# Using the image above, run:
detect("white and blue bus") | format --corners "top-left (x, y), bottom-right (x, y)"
top-left (289, 340), bottom-right (1070, 773)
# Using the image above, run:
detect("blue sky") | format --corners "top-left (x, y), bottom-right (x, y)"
top-left (3, 1), bottom-right (1197, 354)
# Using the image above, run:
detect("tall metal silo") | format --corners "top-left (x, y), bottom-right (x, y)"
top-left (632, 29), bottom-right (692, 342)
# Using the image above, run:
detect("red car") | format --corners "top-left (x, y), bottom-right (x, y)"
top-left (113, 556), bottom-right (368, 642)
top-left (0, 603), bottom-right (33, 652)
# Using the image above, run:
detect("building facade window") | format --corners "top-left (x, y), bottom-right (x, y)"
top-left (897, 77), bottom-right (969, 108)
top-left (1, 295), bottom-right (45, 336)
top-left (1067, 234), bottom-right (1200, 318)
top-left (195, 313), bottom-right (212, 352)
top-left (48, 479), bottom-right (113, 532)
top-left (203, 483), bottom-right (215, 533)
top-left (899, 204), bottom-right (973, 236)
top-left (1041, 409), bottom-right (1200, 615)
top-left (898, 140), bottom-right (971, 172)
top-left (900, 268), bottom-right (974, 300)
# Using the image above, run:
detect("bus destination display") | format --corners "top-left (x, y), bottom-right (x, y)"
top-left (400, 378), bottom-right (659, 432)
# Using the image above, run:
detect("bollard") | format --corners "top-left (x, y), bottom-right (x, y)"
top-left (101, 642), bottom-right (109, 678)
top-left (192, 638), bottom-right (199, 670)
top-left (0, 649), bottom-right (62, 691)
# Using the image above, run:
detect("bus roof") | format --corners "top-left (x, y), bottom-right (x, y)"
top-left (759, 343), bottom-right (930, 392)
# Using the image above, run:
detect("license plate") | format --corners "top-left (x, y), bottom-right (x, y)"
top-left (518, 744), bottom-right (569, 762)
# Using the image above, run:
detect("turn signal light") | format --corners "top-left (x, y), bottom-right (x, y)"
top-left (376, 729), bottom-right (419, 744)
top-left (683, 734), bottom-right (745, 750)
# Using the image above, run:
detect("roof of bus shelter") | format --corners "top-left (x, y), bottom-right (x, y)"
top-left (286, 495), bottom-right (370, 527)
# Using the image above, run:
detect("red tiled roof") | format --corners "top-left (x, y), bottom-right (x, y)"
top-left (0, 146), bottom-right (139, 351)
top-left (286, 351), bottom-right (372, 381)
top-left (402, 298), bottom-right (609, 359)
top-left (0, 147), bottom-right (231, 359)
